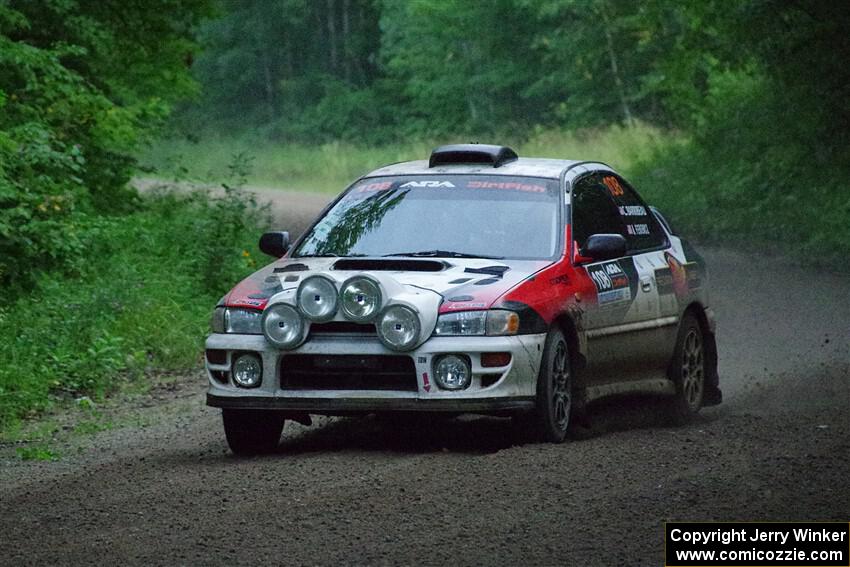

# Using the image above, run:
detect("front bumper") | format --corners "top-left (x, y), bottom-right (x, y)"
top-left (204, 332), bottom-right (546, 415)
top-left (206, 393), bottom-right (534, 413)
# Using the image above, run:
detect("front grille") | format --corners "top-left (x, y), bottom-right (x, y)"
top-left (280, 355), bottom-right (418, 391)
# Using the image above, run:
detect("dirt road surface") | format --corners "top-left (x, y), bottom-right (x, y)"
top-left (2, 187), bottom-right (848, 566)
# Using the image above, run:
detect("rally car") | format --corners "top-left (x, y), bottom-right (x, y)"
top-left (205, 144), bottom-right (721, 455)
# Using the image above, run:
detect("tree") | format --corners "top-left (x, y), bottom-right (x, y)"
top-left (0, 0), bottom-right (214, 290)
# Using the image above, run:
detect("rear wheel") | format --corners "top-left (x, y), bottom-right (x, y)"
top-left (515, 328), bottom-right (572, 443)
top-left (666, 313), bottom-right (705, 424)
top-left (222, 409), bottom-right (285, 456)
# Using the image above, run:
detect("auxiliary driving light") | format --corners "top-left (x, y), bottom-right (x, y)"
top-left (262, 303), bottom-right (304, 349)
top-left (434, 354), bottom-right (472, 390)
top-left (297, 276), bottom-right (338, 322)
top-left (339, 276), bottom-right (382, 322)
top-left (377, 305), bottom-right (420, 351)
top-left (232, 353), bottom-right (262, 388)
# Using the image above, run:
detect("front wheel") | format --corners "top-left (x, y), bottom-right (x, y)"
top-left (666, 313), bottom-right (706, 424)
top-left (515, 328), bottom-right (572, 443)
top-left (222, 409), bottom-right (285, 456)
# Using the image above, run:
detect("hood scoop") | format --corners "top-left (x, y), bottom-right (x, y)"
top-left (464, 265), bottom-right (510, 278)
top-left (333, 258), bottom-right (448, 272)
top-left (274, 263), bottom-right (309, 273)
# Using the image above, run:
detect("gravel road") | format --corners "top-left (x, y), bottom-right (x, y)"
top-left (1, 187), bottom-right (848, 566)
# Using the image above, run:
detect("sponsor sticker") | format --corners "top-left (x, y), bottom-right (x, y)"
top-left (399, 180), bottom-right (456, 188)
top-left (586, 260), bottom-right (632, 305)
top-left (655, 266), bottom-right (674, 295)
top-left (467, 180), bottom-right (547, 193)
top-left (445, 301), bottom-right (487, 310)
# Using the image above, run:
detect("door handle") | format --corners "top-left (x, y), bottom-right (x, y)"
top-left (640, 277), bottom-right (652, 293)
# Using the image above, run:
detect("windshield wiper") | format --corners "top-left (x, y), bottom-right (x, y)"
top-left (294, 253), bottom-right (368, 258)
top-left (383, 250), bottom-right (504, 259)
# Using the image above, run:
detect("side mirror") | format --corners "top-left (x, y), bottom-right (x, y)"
top-left (581, 233), bottom-right (627, 262)
top-left (259, 231), bottom-right (291, 257)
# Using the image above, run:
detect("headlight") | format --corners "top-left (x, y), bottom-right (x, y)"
top-left (433, 354), bottom-right (471, 390)
top-left (434, 309), bottom-right (520, 336)
top-left (262, 304), bottom-right (304, 349)
top-left (433, 311), bottom-right (486, 336)
top-left (211, 307), bottom-right (262, 334)
top-left (232, 353), bottom-right (262, 388)
top-left (297, 275), bottom-right (338, 322)
top-left (377, 305), bottom-right (420, 351)
top-left (339, 276), bottom-right (382, 322)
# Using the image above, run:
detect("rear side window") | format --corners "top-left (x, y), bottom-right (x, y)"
top-left (598, 174), bottom-right (667, 251)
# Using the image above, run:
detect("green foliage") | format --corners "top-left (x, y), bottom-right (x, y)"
top-left (631, 70), bottom-right (850, 261)
top-left (156, 0), bottom-right (850, 261)
top-left (0, 187), bottom-right (266, 429)
top-left (16, 445), bottom-right (59, 461)
top-left (0, 0), bottom-right (213, 293)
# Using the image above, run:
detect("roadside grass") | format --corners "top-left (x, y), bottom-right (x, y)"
top-left (15, 445), bottom-right (60, 461)
top-left (0, 183), bottom-right (268, 435)
top-left (139, 123), bottom-right (670, 193)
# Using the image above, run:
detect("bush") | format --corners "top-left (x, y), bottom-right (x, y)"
top-left (631, 70), bottom-right (850, 262)
top-left (0, 186), bottom-right (268, 429)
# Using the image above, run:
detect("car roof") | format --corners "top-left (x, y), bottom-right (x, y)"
top-left (363, 157), bottom-right (590, 180)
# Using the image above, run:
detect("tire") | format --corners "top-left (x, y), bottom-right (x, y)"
top-left (666, 312), bottom-right (706, 424)
top-left (222, 409), bottom-right (285, 456)
top-left (515, 328), bottom-right (572, 443)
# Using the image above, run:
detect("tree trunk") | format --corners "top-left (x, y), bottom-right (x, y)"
top-left (326, 0), bottom-right (338, 73)
top-left (342, 0), bottom-right (351, 83)
top-left (598, 2), bottom-right (635, 126)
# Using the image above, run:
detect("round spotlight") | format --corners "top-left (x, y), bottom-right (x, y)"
top-left (434, 354), bottom-right (472, 390)
top-left (339, 276), bottom-right (382, 322)
top-left (233, 353), bottom-right (263, 388)
top-left (377, 305), bottom-right (420, 351)
top-left (297, 276), bottom-right (338, 322)
top-left (262, 303), bottom-right (304, 349)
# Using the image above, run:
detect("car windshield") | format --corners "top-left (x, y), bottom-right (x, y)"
top-left (294, 175), bottom-right (562, 260)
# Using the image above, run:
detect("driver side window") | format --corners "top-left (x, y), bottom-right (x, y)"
top-left (571, 174), bottom-right (625, 251)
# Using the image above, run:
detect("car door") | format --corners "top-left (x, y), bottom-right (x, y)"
top-left (571, 172), bottom-right (670, 388)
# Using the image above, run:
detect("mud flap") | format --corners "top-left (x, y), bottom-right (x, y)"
top-left (703, 329), bottom-right (722, 407)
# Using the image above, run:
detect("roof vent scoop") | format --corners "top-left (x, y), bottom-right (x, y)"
top-left (429, 144), bottom-right (518, 168)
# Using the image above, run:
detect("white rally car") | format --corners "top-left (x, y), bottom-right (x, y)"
top-left (206, 145), bottom-right (721, 454)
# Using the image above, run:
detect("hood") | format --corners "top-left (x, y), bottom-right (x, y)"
top-left (224, 256), bottom-right (553, 313)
